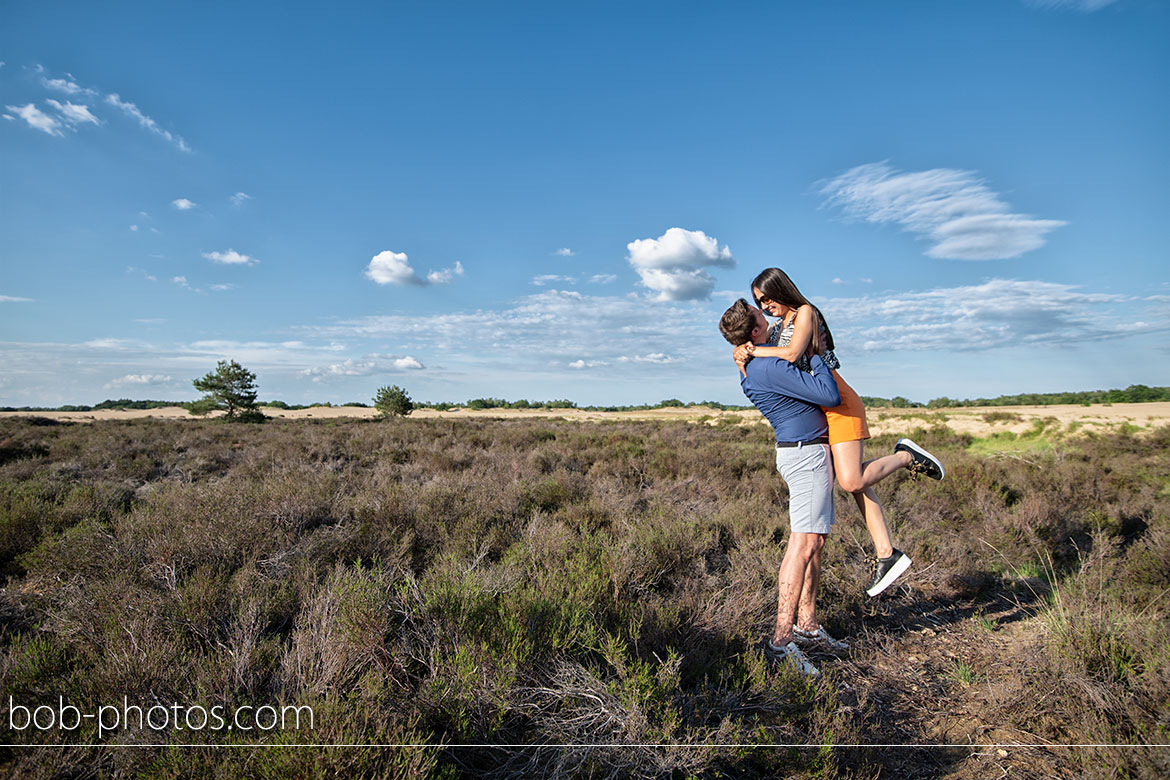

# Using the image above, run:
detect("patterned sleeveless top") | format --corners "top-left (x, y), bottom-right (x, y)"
top-left (768, 317), bottom-right (841, 373)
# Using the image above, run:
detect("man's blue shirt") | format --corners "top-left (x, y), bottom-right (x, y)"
top-left (740, 354), bottom-right (841, 444)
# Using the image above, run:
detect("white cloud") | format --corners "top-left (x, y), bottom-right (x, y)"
top-left (230, 192), bottom-right (252, 206)
top-left (819, 162), bottom-right (1066, 260)
top-left (202, 249), bottom-right (258, 266)
top-left (426, 261), bottom-right (465, 285)
top-left (533, 274), bottom-right (576, 286)
top-left (626, 227), bottom-right (734, 301)
top-left (106, 93), bottom-right (191, 152)
top-left (5, 103), bottom-right (63, 136)
top-left (860, 278), bottom-right (873, 284)
top-left (568, 359), bottom-right (609, 369)
top-left (366, 250), bottom-right (423, 286)
top-left (172, 276), bottom-right (194, 291)
top-left (366, 252), bottom-right (462, 287)
top-left (1, 295), bottom-right (34, 303)
top-left (46, 99), bottom-right (99, 126)
top-left (821, 278), bottom-right (1159, 352)
top-left (555, 248), bottom-right (575, 257)
top-left (832, 277), bottom-right (847, 285)
top-left (1025, 0), bottom-right (1118, 10)
top-left (616, 353), bottom-right (679, 364)
top-left (171, 198), bottom-right (196, 210)
top-left (209, 284), bottom-right (235, 291)
top-left (105, 373), bottom-right (172, 389)
top-left (42, 76), bottom-right (97, 97)
top-left (590, 274), bottom-right (617, 285)
top-left (130, 225), bottom-right (138, 232)
top-left (300, 354), bottom-right (425, 382)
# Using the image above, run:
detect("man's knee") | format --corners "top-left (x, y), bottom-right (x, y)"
top-left (836, 473), bottom-right (866, 493)
top-left (788, 532), bottom-right (825, 559)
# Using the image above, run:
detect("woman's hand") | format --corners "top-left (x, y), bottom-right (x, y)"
top-left (733, 342), bottom-right (754, 377)
top-left (733, 342), bottom-right (755, 365)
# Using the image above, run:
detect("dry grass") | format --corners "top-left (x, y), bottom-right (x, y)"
top-left (0, 416), bottom-right (1167, 778)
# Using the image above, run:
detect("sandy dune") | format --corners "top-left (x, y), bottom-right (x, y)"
top-left (3, 402), bottom-right (1168, 438)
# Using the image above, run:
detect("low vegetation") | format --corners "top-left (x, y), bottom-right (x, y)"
top-left (0, 416), bottom-right (1166, 778)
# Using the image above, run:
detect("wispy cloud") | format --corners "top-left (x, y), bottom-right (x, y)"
top-left (106, 93), bottom-right (191, 152)
top-left (5, 103), bottom-right (63, 136)
top-left (819, 162), bottom-right (1066, 260)
top-left (590, 274), bottom-right (617, 285)
top-left (1, 295), bottom-right (34, 303)
top-left (300, 354), bottom-right (425, 382)
top-left (171, 198), bottom-right (197, 211)
top-left (533, 274), bottom-right (576, 286)
top-left (231, 192), bottom-right (252, 207)
top-left (202, 249), bottom-right (258, 266)
top-left (822, 278), bottom-right (1164, 351)
top-left (104, 373), bottom-right (172, 389)
top-left (366, 251), bottom-right (463, 287)
top-left (626, 227), bottom-right (734, 301)
top-left (1025, 0), bottom-right (1118, 11)
top-left (42, 75), bottom-right (97, 97)
top-left (46, 99), bottom-right (100, 126)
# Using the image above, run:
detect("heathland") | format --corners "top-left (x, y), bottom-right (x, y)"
top-left (0, 412), bottom-right (1167, 778)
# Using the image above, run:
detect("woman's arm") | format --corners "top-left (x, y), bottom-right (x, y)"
top-left (738, 306), bottom-right (816, 363)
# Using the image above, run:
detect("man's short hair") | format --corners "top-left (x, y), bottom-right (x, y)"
top-left (719, 298), bottom-right (756, 345)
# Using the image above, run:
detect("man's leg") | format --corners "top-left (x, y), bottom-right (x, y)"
top-left (773, 532), bottom-right (823, 645)
top-left (794, 535), bottom-right (824, 632)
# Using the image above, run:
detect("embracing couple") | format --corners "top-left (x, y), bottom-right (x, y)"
top-left (719, 268), bottom-right (945, 678)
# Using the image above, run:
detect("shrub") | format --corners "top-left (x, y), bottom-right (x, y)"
top-left (373, 385), bottom-right (413, 418)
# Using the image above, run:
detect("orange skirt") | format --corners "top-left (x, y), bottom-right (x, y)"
top-left (825, 370), bottom-right (870, 445)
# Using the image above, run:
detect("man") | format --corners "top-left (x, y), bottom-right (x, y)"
top-left (719, 298), bottom-right (848, 678)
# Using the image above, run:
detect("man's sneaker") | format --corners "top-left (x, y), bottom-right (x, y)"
top-left (895, 438), bottom-right (945, 480)
top-left (764, 639), bottom-right (821, 678)
top-left (792, 625), bottom-right (849, 653)
top-left (867, 548), bottom-right (912, 597)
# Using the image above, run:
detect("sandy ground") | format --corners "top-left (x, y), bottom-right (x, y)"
top-left (3, 402), bottom-right (1168, 438)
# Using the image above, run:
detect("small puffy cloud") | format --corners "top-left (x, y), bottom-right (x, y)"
top-left (1, 295), bottom-right (34, 303)
top-left (626, 227), bottom-right (734, 301)
top-left (366, 250), bottom-right (423, 286)
top-left (426, 261), bottom-right (465, 285)
top-left (5, 103), bottom-right (63, 136)
top-left (819, 162), bottom-right (1066, 260)
top-left (231, 191), bottom-right (252, 206)
top-left (171, 198), bottom-right (196, 210)
top-left (106, 94), bottom-right (191, 152)
top-left (832, 277), bottom-right (847, 285)
top-left (129, 225), bottom-right (139, 232)
top-left (202, 249), bottom-right (258, 266)
top-left (367, 252), bottom-right (462, 287)
top-left (46, 99), bottom-right (99, 126)
top-left (568, 359), bottom-right (609, 369)
top-left (105, 373), bottom-right (171, 389)
top-left (172, 276), bottom-right (193, 291)
top-left (554, 248), bottom-right (575, 257)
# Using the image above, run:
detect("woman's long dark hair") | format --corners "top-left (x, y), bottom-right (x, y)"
top-left (750, 267), bottom-right (835, 356)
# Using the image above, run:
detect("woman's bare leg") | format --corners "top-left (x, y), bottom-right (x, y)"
top-left (833, 440), bottom-right (896, 559)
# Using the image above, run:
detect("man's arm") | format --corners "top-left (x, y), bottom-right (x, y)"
top-left (755, 355), bottom-right (841, 407)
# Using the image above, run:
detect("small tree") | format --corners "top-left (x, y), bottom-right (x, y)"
top-left (191, 360), bottom-right (264, 422)
top-left (374, 385), bottom-right (413, 417)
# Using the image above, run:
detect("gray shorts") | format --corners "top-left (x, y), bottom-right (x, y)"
top-left (775, 443), bottom-right (835, 534)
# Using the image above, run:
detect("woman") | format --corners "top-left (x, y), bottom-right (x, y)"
top-left (734, 267), bottom-right (944, 597)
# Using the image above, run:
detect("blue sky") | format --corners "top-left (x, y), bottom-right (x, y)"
top-left (2, 0), bottom-right (1167, 406)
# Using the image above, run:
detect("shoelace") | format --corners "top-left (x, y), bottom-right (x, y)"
top-left (907, 459), bottom-right (930, 478)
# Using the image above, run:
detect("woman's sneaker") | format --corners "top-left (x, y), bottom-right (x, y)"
top-left (895, 438), bottom-right (945, 480)
top-left (867, 548), bottom-right (912, 597)
top-left (792, 625), bottom-right (849, 653)
top-left (764, 639), bottom-right (820, 678)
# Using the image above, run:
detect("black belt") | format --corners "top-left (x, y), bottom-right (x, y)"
top-left (776, 436), bottom-right (829, 449)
